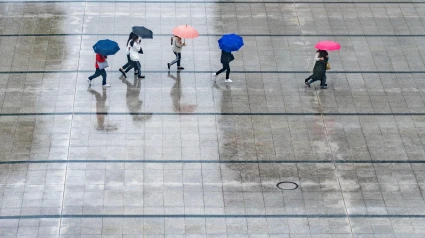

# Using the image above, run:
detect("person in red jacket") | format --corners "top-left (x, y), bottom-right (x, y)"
top-left (88, 54), bottom-right (110, 88)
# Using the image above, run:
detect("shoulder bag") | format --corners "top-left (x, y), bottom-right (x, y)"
top-left (98, 60), bottom-right (109, 70)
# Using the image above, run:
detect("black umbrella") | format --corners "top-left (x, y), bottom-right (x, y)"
top-left (132, 26), bottom-right (153, 39)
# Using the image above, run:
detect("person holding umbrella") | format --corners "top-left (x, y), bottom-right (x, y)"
top-left (125, 26), bottom-right (153, 79)
top-left (167, 25), bottom-right (199, 71)
top-left (129, 34), bottom-right (145, 79)
top-left (305, 41), bottom-right (340, 89)
top-left (88, 39), bottom-right (120, 88)
top-left (305, 56), bottom-right (328, 89)
top-left (88, 53), bottom-right (109, 87)
top-left (167, 35), bottom-right (186, 70)
top-left (305, 49), bottom-right (328, 87)
top-left (212, 34), bottom-right (244, 83)
top-left (212, 50), bottom-right (234, 83)
top-left (121, 34), bottom-right (143, 77)
top-left (119, 32), bottom-right (138, 78)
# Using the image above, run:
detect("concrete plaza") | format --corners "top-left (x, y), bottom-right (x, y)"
top-left (1, 0), bottom-right (425, 237)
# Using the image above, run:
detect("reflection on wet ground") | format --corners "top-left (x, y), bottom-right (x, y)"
top-left (1, 1), bottom-right (425, 237)
top-left (122, 77), bottom-right (152, 122)
top-left (169, 72), bottom-right (198, 113)
top-left (88, 87), bottom-right (118, 131)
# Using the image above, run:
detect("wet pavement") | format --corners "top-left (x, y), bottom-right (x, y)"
top-left (2, 0), bottom-right (425, 237)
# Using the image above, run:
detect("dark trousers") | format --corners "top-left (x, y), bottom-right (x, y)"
top-left (308, 74), bottom-right (327, 86)
top-left (131, 60), bottom-right (141, 77)
top-left (89, 68), bottom-right (107, 85)
top-left (122, 55), bottom-right (133, 70)
top-left (321, 74), bottom-right (327, 86)
top-left (306, 74), bottom-right (313, 81)
top-left (216, 62), bottom-right (230, 79)
top-left (125, 60), bottom-right (141, 75)
top-left (170, 52), bottom-right (181, 67)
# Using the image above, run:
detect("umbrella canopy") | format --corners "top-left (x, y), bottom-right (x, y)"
top-left (218, 34), bottom-right (244, 52)
top-left (93, 39), bottom-right (120, 56)
top-left (315, 41), bottom-right (341, 51)
top-left (132, 26), bottom-right (153, 39)
top-left (172, 25), bottom-right (199, 39)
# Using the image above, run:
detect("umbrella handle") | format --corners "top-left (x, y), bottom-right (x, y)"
top-left (185, 25), bottom-right (187, 44)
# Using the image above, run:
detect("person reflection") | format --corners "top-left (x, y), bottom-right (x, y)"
top-left (168, 71), bottom-right (197, 112)
top-left (213, 81), bottom-right (238, 161)
top-left (122, 77), bottom-right (151, 121)
top-left (87, 88), bottom-right (107, 130)
top-left (213, 80), bottom-right (232, 113)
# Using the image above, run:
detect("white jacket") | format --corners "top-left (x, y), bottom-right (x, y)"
top-left (311, 52), bottom-right (320, 71)
top-left (130, 39), bottom-right (141, 61)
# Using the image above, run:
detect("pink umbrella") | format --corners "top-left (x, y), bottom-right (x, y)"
top-left (172, 25), bottom-right (199, 39)
top-left (315, 41), bottom-right (341, 51)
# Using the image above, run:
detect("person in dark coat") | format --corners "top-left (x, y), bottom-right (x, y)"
top-left (305, 50), bottom-right (328, 89)
top-left (306, 57), bottom-right (328, 89)
top-left (212, 50), bottom-right (234, 83)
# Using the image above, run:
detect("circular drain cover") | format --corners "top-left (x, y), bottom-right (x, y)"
top-left (276, 181), bottom-right (299, 190)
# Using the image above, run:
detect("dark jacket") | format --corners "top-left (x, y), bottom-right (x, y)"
top-left (312, 59), bottom-right (327, 81)
top-left (220, 50), bottom-right (234, 63)
top-left (313, 50), bottom-right (328, 70)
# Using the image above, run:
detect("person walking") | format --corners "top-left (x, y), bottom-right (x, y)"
top-left (212, 50), bottom-right (234, 83)
top-left (119, 32), bottom-right (139, 78)
top-left (167, 35), bottom-right (185, 70)
top-left (88, 53), bottom-right (110, 88)
top-left (305, 49), bottom-right (328, 88)
top-left (305, 56), bottom-right (328, 89)
top-left (129, 34), bottom-right (145, 79)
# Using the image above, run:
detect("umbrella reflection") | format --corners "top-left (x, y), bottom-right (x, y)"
top-left (88, 88), bottom-right (117, 131)
top-left (168, 72), bottom-right (197, 112)
top-left (122, 78), bottom-right (151, 122)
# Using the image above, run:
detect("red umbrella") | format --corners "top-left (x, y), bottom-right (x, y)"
top-left (315, 41), bottom-right (341, 51)
top-left (172, 25), bottom-right (199, 39)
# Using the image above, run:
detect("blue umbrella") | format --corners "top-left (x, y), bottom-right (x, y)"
top-left (218, 33), bottom-right (244, 52)
top-left (93, 39), bottom-right (120, 56)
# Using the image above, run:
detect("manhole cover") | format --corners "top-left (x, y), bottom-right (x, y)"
top-left (276, 181), bottom-right (298, 190)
